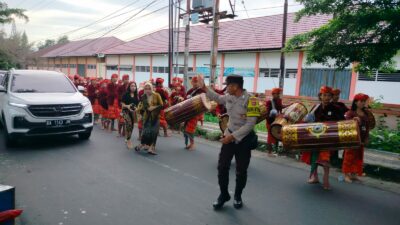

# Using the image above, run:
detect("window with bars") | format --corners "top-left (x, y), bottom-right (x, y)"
top-left (87, 64), bottom-right (97, 70)
top-left (259, 68), bottom-right (297, 78)
top-left (106, 65), bottom-right (118, 70)
top-left (69, 64), bottom-right (77, 68)
top-left (358, 70), bottom-right (400, 82)
top-left (119, 65), bottom-right (131, 71)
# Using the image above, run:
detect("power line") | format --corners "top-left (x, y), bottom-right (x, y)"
top-left (56, 0), bottom-right (161, 56)
top-left (31, 0), bottom-right (143, 43)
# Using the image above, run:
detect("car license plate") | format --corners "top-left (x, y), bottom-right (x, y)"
top-left (46, 120), bottom-right (71, 127)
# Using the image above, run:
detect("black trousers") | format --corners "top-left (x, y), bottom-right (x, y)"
top-left (218, 140), bottom-right (252, 198)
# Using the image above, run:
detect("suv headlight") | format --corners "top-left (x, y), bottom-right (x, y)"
top-left (81, 100), bottom-right (91, 107)
top-left (8, 101), bottom-right (28, 108)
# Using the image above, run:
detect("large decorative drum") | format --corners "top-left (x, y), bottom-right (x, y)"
top-left (165, 93), bottom-right (215, 125)
top-left (270, 102), bottom-right (308, 140)
top-left (256, 101), bottom-right (268, 124)
top-left (282, 120), bottom-right (361, 151)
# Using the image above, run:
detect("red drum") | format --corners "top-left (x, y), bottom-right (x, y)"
top-left (282, 120), bottom-right (361, 151)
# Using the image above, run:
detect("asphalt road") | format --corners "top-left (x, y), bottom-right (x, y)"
top-left (0, 126), bottom-right (399, 225)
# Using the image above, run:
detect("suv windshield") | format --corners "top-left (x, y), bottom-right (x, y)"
top-left (10, 73), bottom-right (76, 93)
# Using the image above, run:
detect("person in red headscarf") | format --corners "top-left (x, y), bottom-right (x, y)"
top-left (87, 78), bottom-right (101, 124)
top-left (330, 88), bottom-right (349, 165)
top-left (265, 88), bottom-right (284, 157)
top-left (169, 83), bottom-right (186, 133)
top-left (116, 74), bottom-right (130, 137)
top-left (332, 88), bottom-right (349, 116)
top-left (154, 77), bottom-right (170, 137)
top-left (183, 76), bottom-right (206, 150)
top-left (342, 93), bottom-right (372, 183)
top-left (212, 85), bottom-right (227, 117)
top-left (73, 74), bottom-right (80, 88)
top-left (107, 74), bottom-right (120, 132)
top-left (301, 86), bottom-right (345, 190)
top-left (98, 80), bottom-right (110, 130)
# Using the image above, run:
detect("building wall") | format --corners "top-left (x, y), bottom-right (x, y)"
top-left (355, 79), bottom-right (400, 104)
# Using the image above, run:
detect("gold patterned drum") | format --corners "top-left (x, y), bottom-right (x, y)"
top-left (165, 93), bottom-right (216, 125)
top-left (270, 116), bottom-right (288, 141)
top-left (282, 120), bottom-right (361, 151)
top-left (270, 102), bottom-right (308, 140)
top-left (256, 101), bottom-right (268, 124)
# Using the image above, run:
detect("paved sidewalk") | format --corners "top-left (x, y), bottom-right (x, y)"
top-left (201, 122), bottom-right (400, 170)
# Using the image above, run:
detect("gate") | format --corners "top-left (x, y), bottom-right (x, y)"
top-left (300, 68), bottom-right (352, 99)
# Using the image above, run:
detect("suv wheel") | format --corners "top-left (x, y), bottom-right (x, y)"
top-left (78, 131), bottom-right (92, 140)
top-left (3, 119), bottom-right (17, 147)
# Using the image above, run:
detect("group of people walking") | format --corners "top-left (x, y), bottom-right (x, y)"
top-left (265, 86), bottom-right (373, 190)
top-left (71, 73), bottom-right (374, 209)
top-left (70, 73), bottom-right (208, 155)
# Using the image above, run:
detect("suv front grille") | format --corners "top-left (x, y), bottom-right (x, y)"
top-left (28, 104), bottom-right (83, 117)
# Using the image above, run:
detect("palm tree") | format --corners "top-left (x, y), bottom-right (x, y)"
top-left (0, 2), bottom-right (28, 24)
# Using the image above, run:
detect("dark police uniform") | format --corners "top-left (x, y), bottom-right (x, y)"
top-left (205, 75), bottom-right (259, 209)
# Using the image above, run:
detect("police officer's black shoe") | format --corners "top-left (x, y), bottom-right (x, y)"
top-left (212, 193), bottom-right (231, 210)
top-left (233, 196), bottom-right (243, 209)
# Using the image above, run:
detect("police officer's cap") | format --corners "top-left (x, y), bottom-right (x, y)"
top-left (224, 74), bottom-right (243, 87)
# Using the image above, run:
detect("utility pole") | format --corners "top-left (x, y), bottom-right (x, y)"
top-left (168, 0), bottom-right (174, 86)
top-left (209, 0), bottom-right (220, 86)
top-left (278, 0), bottom-right (288, 89)
top-left (183, 0), bottom-right (190, 89)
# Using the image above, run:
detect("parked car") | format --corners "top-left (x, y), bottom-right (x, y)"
top-left (0, 70), bottom-right (93, 147)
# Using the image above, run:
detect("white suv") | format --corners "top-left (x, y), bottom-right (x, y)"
top-left (0, 70), bottom-right (93, 147)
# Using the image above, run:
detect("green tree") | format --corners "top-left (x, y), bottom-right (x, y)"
top-left (285, 0), bottom-right (400, 72)
top-left (38, 39), bottom-right (56, 50)
top-left (57, 35), bottom-right (69, 44)
top-left (0, 2), bottom-right (28, 24)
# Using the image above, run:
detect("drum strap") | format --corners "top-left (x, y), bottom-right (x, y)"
top-left (271, 98), bottom-right (276, 110)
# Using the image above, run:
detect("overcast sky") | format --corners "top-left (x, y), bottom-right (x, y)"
top-left (2, 0), bottom-right (303, 45)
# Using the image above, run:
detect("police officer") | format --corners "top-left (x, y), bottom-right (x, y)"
top-left (198, 74), bottom-right (259, 210)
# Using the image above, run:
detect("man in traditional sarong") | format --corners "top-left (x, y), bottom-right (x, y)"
top-left (265, 88), bottom-right (283, 157)
top-left (155, 78), bottom-right (170, 137)
top-left (183, 76), bottom-right (205, 150)
top-left (302, 86), bottom-right (344, 190)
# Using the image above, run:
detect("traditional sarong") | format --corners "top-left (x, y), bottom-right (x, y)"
top-left (141, 119), bottom-right (160, 146)
top-left (184, 116), bottom-right (198, 135)
top-left (122, 109), bottom-right (135, 141)
top-left (342, 147), bottom-right (364, 176)
top-left (107, 99), bottom-right (120, 119)
top-left (92, 99), bottom-right (101, 115)
top-left (159, 110), bottom-right (167, 128)
top-left (302, 150), bottom-right (331, 176)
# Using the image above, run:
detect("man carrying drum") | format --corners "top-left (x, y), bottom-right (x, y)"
top-left (266, 88), bottom-right (283, 157)
top-left (198, 74), bottom-right (259, 210)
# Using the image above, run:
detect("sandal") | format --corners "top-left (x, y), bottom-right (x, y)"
top-left (134, 146), bottom-right (141, 152)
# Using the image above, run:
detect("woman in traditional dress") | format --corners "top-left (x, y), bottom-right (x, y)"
top-left (87, 78), bottom-right (101, 124)
top-left (342, 93), bottom-right (372, 183)
top-left (98, 80), bottom-right (110, 130)
top-left (135, 82), bottom-right (163, 155)
top-left (121, 82), bottom-right (139, 149)
top-left (107, 74), bottom-right (120, 132)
